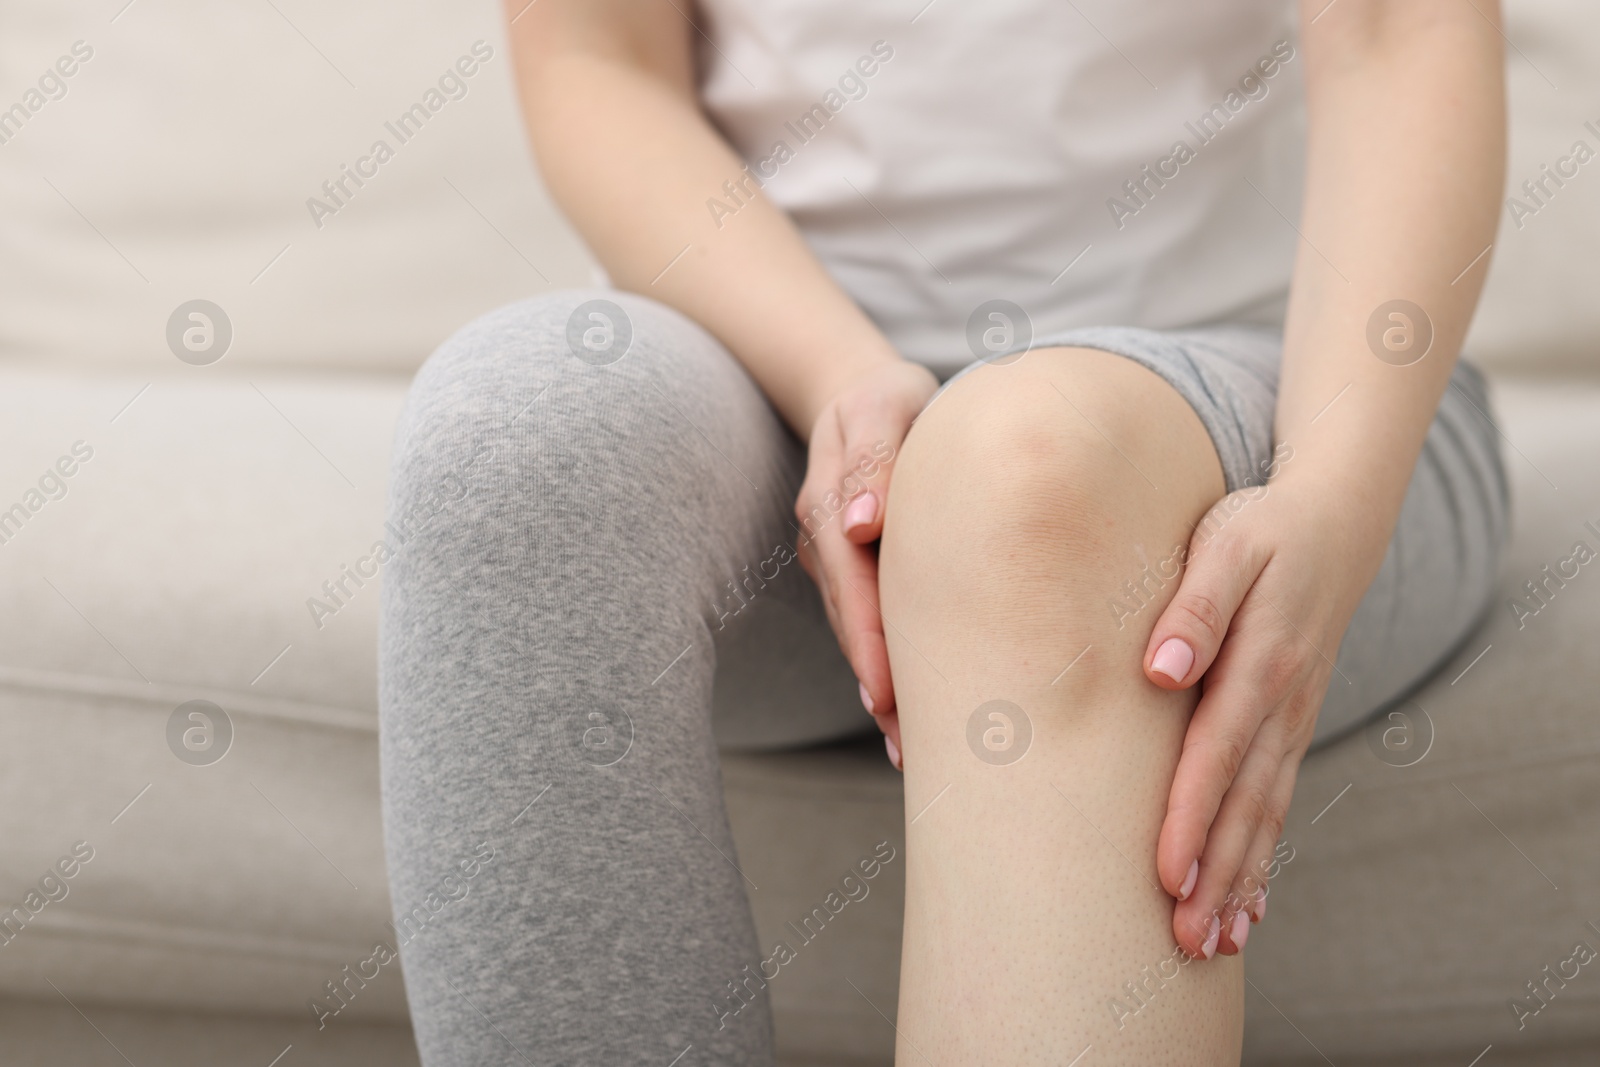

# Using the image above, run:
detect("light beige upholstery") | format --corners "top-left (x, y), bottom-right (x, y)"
top-left (0, 1), bottom-right (589, 375)
top-left (2, 0), bottom-right (1598, 1064)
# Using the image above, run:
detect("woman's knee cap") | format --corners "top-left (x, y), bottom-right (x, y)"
top-left (890, 358), bottom-right (1143, 563)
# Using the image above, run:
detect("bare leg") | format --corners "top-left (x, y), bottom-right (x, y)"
top-left (880, 349), bottom-right (1241, 1065)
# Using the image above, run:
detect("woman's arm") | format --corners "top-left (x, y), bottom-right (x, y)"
top-left (1276, 0), bottom-right (1506, 570)
top-left (506, 0), bottom-right (938, 727)
top-left (1142, 0), bottom-right (1505, 954)
top-left (506, 0), bottom-right (904, 438)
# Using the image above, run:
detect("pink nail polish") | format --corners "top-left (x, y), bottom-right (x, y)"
top-left (1201, 915), bottom-right (1221, 960)
top-left (843, 492), bottom-right (877, 532)
top-left (1151, 638), bottom-right (1195, 683)
top-left (1230, 909), bottom-right (1251, 951)
top-left (885, 734), bottom-right (902, 770)
top-left (1252, 894), bottom-right (1267, 923)
top-left (1178, 859), bottom-right (1198, 901)
top-left (859, 681), bottom-right (875, 715)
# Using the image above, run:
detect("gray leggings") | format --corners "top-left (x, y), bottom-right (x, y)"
top-left (378, 290), bottom-right (1507, 1065)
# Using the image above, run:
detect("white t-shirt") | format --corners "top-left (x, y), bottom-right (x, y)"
top-left (696, 0), bottom-right (1305, 378)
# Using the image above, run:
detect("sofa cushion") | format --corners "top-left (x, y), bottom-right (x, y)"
top-left (1468, 0), bottom-right (1600, 375)
top-left (0, 368), bottom-right (410, 1025)
top-left (0, 0), bottom-right (591, 375)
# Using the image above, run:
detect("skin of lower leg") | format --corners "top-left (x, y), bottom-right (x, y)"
top-left (879, 349), bottom-right (1241, 1065)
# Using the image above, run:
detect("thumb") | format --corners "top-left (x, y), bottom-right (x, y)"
top-left (839, 429), bottom-right (901, 545)
top-left (1144, 532), bottom-right (1266, 689)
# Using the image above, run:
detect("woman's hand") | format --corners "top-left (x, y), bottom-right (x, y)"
top-left (795, 360), bottom-right (939, 770)
top-left (1142, 471), bottom-right (1385, 959)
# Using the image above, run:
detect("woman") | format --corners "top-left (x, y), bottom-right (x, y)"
top-left (378, 1), bottom-right (1508, 1063)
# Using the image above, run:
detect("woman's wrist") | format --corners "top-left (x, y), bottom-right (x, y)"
top-left (1263, 463), bottom-right (1393, 587)
top-left (799, 349), bottom-right (935, 441)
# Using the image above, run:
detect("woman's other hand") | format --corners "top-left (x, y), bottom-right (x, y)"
top-left (796, 360), bottom-right (939, 769)
top-left (1144, 473), bottom-right (1382, 957)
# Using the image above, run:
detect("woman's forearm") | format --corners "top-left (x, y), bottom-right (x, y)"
top-left (508, 5), bottom-right (901, 438)
top-left (1275, 1), bottom-right (1505, 571)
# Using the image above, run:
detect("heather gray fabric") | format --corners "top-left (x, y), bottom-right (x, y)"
top-left (378, 292), bottom-right (1507, 1065)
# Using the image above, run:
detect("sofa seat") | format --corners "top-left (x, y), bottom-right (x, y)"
top-left (0, 368), bottom-right (411, 1030)
top-left (1, 367), bottom-right (1597, 1066)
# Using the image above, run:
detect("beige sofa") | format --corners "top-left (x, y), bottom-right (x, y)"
top-left (2, 1), bottom-right (1598, 1064)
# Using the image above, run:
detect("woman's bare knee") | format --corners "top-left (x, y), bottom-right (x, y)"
top-left (880, 347), bottom-right (1226, 685)
top-left (879, 351), bottom-right (1244, 1064)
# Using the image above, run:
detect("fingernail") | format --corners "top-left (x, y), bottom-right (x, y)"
top-left (1151, 637), bottom-right (1195, 683)
top-left (843, 492), bottom-right (878, 533)
top-left (1252, 895), bottom-right (1267, 923)
top-left (1178, 859), bottom-right (1198, 901)
top-left (859, 681), bottom-right (875, 715)
top-left (1230, 909), bottom-right (1251, 951)
top-left (1201, 914), bottom-right (1221, 960)
top-left (885, 734), bottom-right (902, 771)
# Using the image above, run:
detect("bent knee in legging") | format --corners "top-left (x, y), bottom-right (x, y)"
top-left (386, 289), bottom-right (802, 604)
top-left (393, 289), bottom-right (747, 511)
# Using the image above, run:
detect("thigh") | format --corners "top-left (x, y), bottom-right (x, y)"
top-left (948, 321), bottom-right (1509, 744)
top-left (386, 288), bottom-right (859, 750)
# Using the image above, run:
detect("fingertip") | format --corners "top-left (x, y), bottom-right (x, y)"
top-left (858, 680), bottom-right (875, 715)
top-left (876, 711), bottom-right (901, 749)
top-left (1229, 908), bottom-right (1251, 951)
top-left (1173, 909), bottom-right (1208, 961)
top-left (841, 491), bottom-right (879, 538)
top-left (1177, 858), bottom-right (1199, 902)
top-left (1156, 821), bottom-right (1196, 900)
top-left (1201, 914), bottom-right (1221, 960)
top-left (1149, 636), bottom-right (1195, 686)
top-left (1215, 906), bottom-right (1250, 956)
